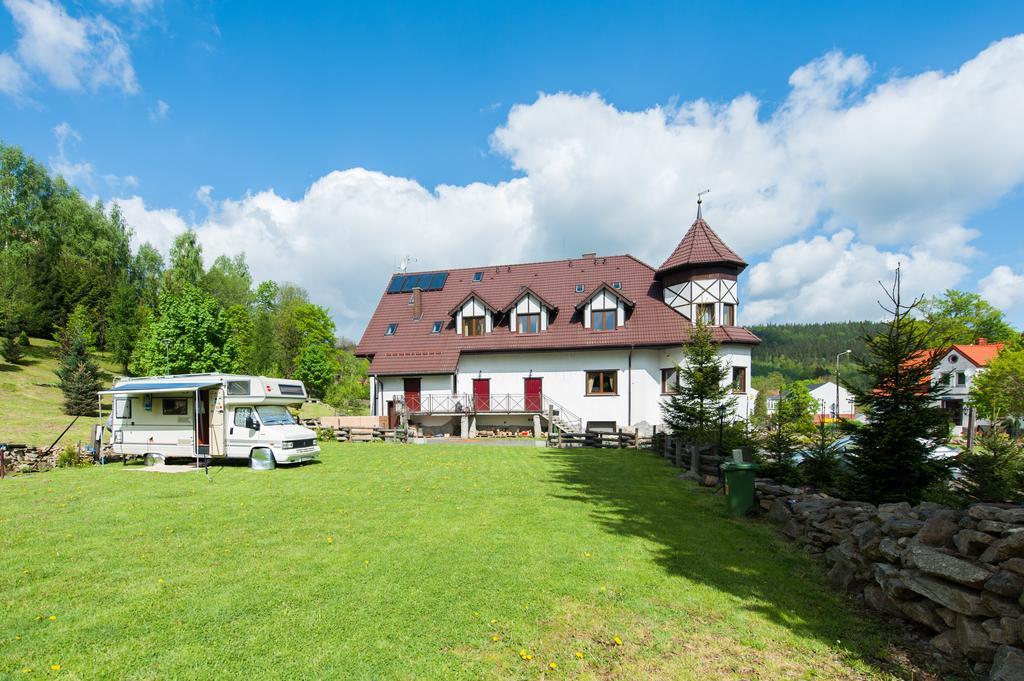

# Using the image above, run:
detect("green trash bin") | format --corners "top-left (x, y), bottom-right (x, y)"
top-left (721, 461), bottom-right (760, 516)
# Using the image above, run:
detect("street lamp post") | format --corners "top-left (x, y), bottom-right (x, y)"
top-left (835, 349), bottom-right (852, 432)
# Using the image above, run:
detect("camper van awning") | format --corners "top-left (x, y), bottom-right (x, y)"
top-left (98, 380), bottom-right (223, 395)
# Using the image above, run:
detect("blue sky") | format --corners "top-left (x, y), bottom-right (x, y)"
top-left (2, 1), bottom-right (1024, 338)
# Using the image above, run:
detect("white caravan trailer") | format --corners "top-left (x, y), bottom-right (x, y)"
top-left (100, 374), bottom-right (320, 468)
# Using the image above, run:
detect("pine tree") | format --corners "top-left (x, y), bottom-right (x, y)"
top-left (56, 335), bottom-right (102, 416)
top-left (661, 317), bottom-right (734, 443)
top-left (1, 325), bottom-right (24, 364)
top-left (842, 267), bottom-right (951, 503)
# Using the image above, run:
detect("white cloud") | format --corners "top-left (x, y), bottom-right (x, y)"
top-left (148, 98), bottom-right (169, 120)
top-left (2, 0), bottom-right (138, 94)
top-left (101, 0), bottom-right (158, 11)
top-left (0, 50), bottom-right (31, 96)
top-left (112, 35), bottom-right (1024, 336)
top-left (50, 121), bottom-right (95, 186)
top-left (113, 195), bottom-right (188, 255)
top-left (50, 121), bottom-right (138, 192)
top-left (743, 229), bottom-right (972, 324)
top-left (979, 265), bottom-right (1024, 313)
top-left (118, 170), bottom-right (534, 331)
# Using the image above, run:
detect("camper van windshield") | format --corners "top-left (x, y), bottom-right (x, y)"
top-left (255, 406), bottom-right (295, 426)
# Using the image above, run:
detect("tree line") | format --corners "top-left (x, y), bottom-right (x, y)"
top-left (0, 142), bottom-right (368, 415)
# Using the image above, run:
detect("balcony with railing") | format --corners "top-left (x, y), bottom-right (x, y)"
top-left (396, 393), bottom-right (582, 431)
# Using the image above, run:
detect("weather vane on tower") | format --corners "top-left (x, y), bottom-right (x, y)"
top-left (696, 188), bottom-right (711, 219)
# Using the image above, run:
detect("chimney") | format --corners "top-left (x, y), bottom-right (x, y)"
top-left (977, 338), bottom-right (988, 345)
top-left (412, 287), bottom-right (423, 320)
top-left (582, 252), bottom-right (596, 259)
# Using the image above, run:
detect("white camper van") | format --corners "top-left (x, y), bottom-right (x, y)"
top-left (100, 374), bottom-right (320, 468)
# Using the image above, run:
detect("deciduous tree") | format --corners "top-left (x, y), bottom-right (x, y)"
top-left (918, 289), bottom-right (1017, 346)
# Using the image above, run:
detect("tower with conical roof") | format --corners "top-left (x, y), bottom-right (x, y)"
top-left (656, 199), bottom-right (746, 327)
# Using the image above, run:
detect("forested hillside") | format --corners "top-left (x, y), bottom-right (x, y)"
top-left (748, 321), bottom-right (887, 389)
top-left (0, 142), bottom-right (367, 414)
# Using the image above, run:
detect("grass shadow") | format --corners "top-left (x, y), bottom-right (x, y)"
top-left (542, 448), bottom-right (919, 677)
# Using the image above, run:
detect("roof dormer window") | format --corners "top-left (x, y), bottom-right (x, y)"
top-left (501, 288), bottom-right (555, 335)
top-left (578, 284), bottom-right (633, 331)
top-left (385, 323), bottom-right (398, 336)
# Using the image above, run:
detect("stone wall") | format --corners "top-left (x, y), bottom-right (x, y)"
top-left (757, 480), bottom-right (1024, 680)
top-left (0, 447), bottom-right (57, 475)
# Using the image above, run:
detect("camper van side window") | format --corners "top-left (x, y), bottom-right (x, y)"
top-left (227, 380), bottom-right (250, 396)
top-left (234, 407), bottom-right (253, 427)
top-left (114, 398), bottom-right (131, 419)
top-left (162, 398), bottom-right (188, 416)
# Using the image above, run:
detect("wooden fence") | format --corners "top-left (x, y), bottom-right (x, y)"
top-left (659, 434), bottom-right (724, 479)
top-left (547, 430), bottom-right (655, 450)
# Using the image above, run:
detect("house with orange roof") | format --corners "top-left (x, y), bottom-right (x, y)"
top-left (929, 339), bottom-right (1005, 433)
top-left (355, 204), bottom-right (760, 437)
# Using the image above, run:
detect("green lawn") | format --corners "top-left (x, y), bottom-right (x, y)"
top-left (1, 443), bottom-right (913, 679)
top-left (0, 338), bottom-right (119, 449)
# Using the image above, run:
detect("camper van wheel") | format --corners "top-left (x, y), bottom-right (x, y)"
top-left (250, 447), bottom-right (276, 470)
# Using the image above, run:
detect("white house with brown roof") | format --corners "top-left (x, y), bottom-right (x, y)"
top-left (928, 340), bottom-right (1005, 434)
top-left (355, 208), bottom-right (760, 437)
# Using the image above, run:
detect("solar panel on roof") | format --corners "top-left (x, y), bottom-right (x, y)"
top-left (428, 272), bottom-right (448, 290)
top-left (400, 276), bottom-right (418, 292)
top-left (387, 276), bottom-right (405, 293)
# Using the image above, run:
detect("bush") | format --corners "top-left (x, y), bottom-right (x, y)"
top-left (56, 445), bottom-right (91, 468)
top-left (17, 330), bottom-right (29, 347)
top-left (316, 426), bottom-right (335, 442)
top-left (955, 431), bottom-right (1024, 503)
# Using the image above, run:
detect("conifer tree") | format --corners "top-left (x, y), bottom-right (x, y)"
top-left (56, 335), bottom-right (102, 416)
top-left (1, 324), bottom-right (24, 364)
top-left (661, 317), bottom-right (734, 443)
top-left (842, 267), bottom-right (951, 503)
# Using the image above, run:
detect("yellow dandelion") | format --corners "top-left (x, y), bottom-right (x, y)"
top-left (549, 661), bottom-right (558, 670)
top-left (525, 654), bottom-right (532, 660)
top-left (473, 611), bottom-right (480, 616)
top-left (158, 578), bottom-right (164, 584)
top-left (50, 665), bottom-right (60, 671)
top-left (584, 552), bottom-right (591, 557)
top-left (613, 636), bottom-right (622, 646)
top-left (48, 615), bottom-right (56, 621)
top-left (491, 634), bottom-right (500, 642)
top-left (575, 651), bottom-right (584, 659)
top-left (326, 536), bottom-right (334, 544)
top-left (490, 618), bottom-right (497, 624)
top-left (21, 668), bottom-right (31, 673)
top-left (599, 585), bottom-right (606, 592)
